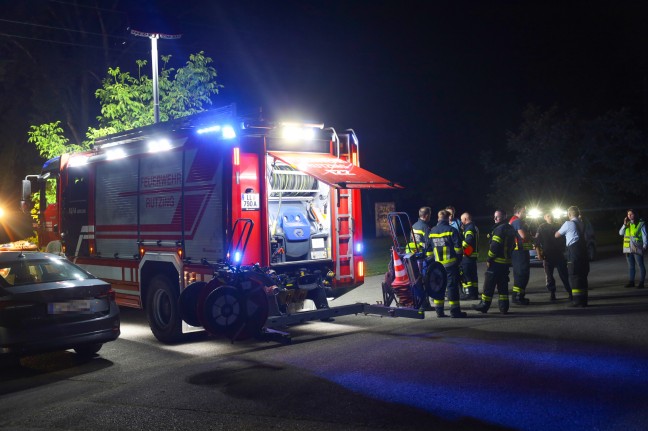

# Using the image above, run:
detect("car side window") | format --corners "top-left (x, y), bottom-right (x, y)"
top-left (0, 266), bottom-right (14, 286)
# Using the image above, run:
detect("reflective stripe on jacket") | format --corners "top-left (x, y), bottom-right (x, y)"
top-left (622, 220), bottom-right (645, 253)
top-left (462, 222), bottom-right (479, 258)
top-left (427, 221), bottom-right (462, 267)
top-left (488, 222), bottom-right (516, 265)
top-left (407, 219), bottom-right (429, 253)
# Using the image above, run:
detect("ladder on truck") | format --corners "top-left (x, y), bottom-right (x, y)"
top-left (335, 187), bottom-right (354, 283)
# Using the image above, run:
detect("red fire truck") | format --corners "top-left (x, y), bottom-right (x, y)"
top-left (21, 105), bottom-right (416, 343)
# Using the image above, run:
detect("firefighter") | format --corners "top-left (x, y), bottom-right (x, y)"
top-left (555, 206), bottom-right (590, 307)
top-left (407, 206), bottom-right (431, 253)
top-left (427, 209), bottom-right (467, 318)
top-left (472, 209), bottom-right (516, 314)
top-left (509, 205), bottom-right (533, 305)
top-left (459, 212), bottom-right (479, 300)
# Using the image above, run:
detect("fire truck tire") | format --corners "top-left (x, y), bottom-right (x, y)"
top-left (146, 275), bottom-right (183, 344)
top-left (179, 281), bottom-right (207, 327)
top-left (201, 286), bottom-right (245, 337)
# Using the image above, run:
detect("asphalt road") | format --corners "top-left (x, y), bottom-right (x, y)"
top-left (1, 249), bottom-right (648, 431)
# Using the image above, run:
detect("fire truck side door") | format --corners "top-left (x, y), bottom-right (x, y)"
top-left (61, 166), bottom-right (90, 257)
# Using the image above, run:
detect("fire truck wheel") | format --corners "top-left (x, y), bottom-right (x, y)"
top-left (201, 286), bottom-right (245, 337)
top-left (179, 281), bottom-right (207, 327)
top-left (146, 275), bottom-right (183, 344)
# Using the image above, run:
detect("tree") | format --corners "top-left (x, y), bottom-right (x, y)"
top-left (28, 51), bottom-right (222, 157)
top-left (483, 105), bottom-right (648, 209)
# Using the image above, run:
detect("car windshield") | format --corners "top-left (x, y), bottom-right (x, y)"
top-left (0, 257), bottom-right (94, 287)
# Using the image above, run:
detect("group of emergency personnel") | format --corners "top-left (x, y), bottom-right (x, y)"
top-left (407, 204), bottom-right (591, 318)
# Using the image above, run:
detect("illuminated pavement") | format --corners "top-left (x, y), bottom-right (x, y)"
top-left (1, 250), bottom-right (647, 430)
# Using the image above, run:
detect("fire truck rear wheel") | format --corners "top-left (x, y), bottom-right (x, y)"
top-left (146, 275), bottom-right (183, 344)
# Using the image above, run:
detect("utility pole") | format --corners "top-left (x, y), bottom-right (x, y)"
top-left (130, 29), bottom-right (182, 123)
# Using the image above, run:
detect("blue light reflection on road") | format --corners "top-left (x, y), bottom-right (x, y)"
top-left (288, 337), bottom-right (648, 431)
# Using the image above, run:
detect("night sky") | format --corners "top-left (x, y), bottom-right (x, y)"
top-left (2, 0), bottom-right (648, 216)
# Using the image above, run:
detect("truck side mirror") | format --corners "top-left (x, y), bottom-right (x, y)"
top-left (20, 180), bottom-right (32, 214)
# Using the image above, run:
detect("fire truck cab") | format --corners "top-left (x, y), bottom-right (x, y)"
top-left (22, 105), bottom-right (402, 342)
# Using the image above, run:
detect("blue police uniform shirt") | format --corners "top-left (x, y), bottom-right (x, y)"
top-left (558, 217), bottom-right (581, 246)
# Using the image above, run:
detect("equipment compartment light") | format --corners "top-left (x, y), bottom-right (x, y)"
top-left (281, 124), bottom-right (315, 141)
top-left (106, 148), bottom-right (127, 160)
top-left (148, 138), bottom-right (172, 153)
top-left (68, 155), bottom-right (89, 167)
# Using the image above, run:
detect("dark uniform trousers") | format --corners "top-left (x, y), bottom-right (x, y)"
top-left (567, 243), bottom-right (589, 306)
top-left (461, 257), bottom-right (478, 294)
top-left (543, 252), bottom-right (571, 294)
top-left (511, 249), bottom-right (530, 295)
top-left (444, 263), bottom-right (461, 310)
top-left (481, 262), bottom-right (510, 312)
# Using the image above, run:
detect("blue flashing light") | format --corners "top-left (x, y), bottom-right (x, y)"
top-left (197, 124), bottom-right (236, 140)
top-left (197, 125), bottom-right (221, 135)
top-left (222, 125), bottom-right (236, 140)
top-left (233, 250), bottom-right (242, 263)
top-left (355, 242), bottom-right (363, 254)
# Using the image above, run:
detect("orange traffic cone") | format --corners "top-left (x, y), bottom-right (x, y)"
top-left (391, 248), bottom-right (411, 286)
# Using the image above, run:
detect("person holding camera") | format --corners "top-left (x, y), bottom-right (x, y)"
top-left (620, 209), bottom-right (647, 288)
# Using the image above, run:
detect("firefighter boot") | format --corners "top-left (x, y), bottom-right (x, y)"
top-left (450, 308), bottom-right (468, 318)
top-left (471, 300), bottom-right (491, 314)
top-left (461, 286), bottom-right (479, 301)
top-left (435, 306), bottom-right (447, 318)
top-left (512, 291), bottom-right (530, 305)
top-left (498, 299), bottom-right (509, 314)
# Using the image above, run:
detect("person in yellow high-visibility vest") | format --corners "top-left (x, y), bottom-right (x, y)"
top-left (619, 209), bottom-right (647, 289)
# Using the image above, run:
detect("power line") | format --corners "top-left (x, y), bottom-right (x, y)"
top-left (45, 0), bottom-right (128, 16)
top-left (0, 31), bottom-right (146, 54)
top-left (0, 18), bottom-right (130, 41)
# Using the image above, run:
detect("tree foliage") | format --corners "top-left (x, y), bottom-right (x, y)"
top-left (483, 105), bottom-right (648, 209)
top-left (29, 51), bottom-right (222, 156)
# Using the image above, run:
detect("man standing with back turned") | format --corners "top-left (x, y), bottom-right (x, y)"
top-left (555, 206), bottom-right (590, 307)
top-left (427, 210), bottom-right (467, 318)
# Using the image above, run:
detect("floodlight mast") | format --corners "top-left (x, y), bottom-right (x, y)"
top-left (130, 29), bottom-right (182, 123)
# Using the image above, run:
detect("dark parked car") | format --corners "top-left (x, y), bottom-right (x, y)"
top-left (0, 251), bottom-right (119, 361)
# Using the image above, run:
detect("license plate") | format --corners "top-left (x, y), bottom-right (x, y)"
top-left (310, 250), bottom-right (328, 259)
top-left (48, 299), bottom-right (106, 314)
